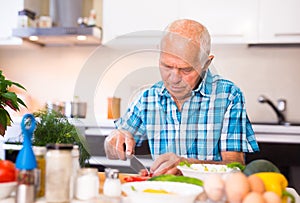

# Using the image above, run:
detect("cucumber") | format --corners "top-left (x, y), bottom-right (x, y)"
top-left (244, 159), bottom-right (280, 176)
top-left (148, 174), bottom-right (203, 187)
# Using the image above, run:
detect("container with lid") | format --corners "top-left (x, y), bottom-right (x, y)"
top-left (45, 143), bottom-right (73, 203)
top-left (75, 168), bottom-right (99, 200)
top-left (103, 168), bottom-right (121, 197)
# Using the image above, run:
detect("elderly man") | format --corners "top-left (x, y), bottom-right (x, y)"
top-left (105, 19), bottom-right (259, 176)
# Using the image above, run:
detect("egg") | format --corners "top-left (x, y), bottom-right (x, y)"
top-left (263, 191), bottom-right (281, 203)
top-left (243, 192), bottom-right (266, 203)
top-left (248, 174), bottom-right (265, 193)
top-left (225, 172), bottom-right (250, 203)
top-left (203, 174), bottom-right (225, 202)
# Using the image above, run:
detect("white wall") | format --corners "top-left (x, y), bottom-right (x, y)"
top-left (1, 42), bottom-right (300, 124)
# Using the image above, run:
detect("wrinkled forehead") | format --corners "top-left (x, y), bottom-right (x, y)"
top-left (159, 32), bottom-right (203, 67)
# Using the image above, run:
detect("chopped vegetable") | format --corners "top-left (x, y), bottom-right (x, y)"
top-left (131, 185), bottom-right (136, 191)
top-left (178, 160), bottom-right (191, 167)
top-left (143, 189), bottom-right (171, 194)
top-left (226, 162), bottom-right (245, 171)
top-left (124, 176), bottom-right (151, 182)
top-left (148, 174), bottom-right (203, 187)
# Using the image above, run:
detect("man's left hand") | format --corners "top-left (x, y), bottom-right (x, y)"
top-left (150, 153), bottom-right (183, 176)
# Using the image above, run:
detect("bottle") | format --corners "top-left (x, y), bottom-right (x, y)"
top-left (45, 144), bottom-right (73, 203)
top-left (15, 114), bottom-right (37, 203)
top-left (33, 146), bottom-right (46, 198)
top-left (70, 145), bottom-right (80, 199)
top-left (75, 168), bottom-right (99, 200)
top-left (103, 168), bottom-right (122, 197)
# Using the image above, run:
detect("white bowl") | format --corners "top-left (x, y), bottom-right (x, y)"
top-left (0, 182), bottom-right (17, 200)
top-left (177, 164), bottom-right (237, 181)
top-left (122, 181), bottom-right (203, 203)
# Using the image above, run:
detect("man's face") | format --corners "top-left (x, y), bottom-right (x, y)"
top-left (159, 52), bottom-right (202, 101)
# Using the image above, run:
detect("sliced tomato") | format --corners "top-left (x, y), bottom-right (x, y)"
top-left (123, 176), bottom-right (151, 182)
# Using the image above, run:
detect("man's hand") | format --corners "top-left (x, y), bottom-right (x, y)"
top-left (104, 129), bottom-right (136, 160)
top-left (150, 153), bottom-right (183, 176)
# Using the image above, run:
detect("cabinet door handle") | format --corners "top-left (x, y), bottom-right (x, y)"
top-left (274, 33), bottom-right (300, 37)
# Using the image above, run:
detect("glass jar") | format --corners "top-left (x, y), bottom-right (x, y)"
top-left (75, 168), bottom-right (99, 200)
top-left (45, 144), bottom-right (73, 203)
top-left (33, 146), bottom-right (46, 198)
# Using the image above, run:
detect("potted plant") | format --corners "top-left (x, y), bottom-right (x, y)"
top-left (0, 70), bottom-right (27, 136)
top-left (32, 109), bottom-right (90, 167)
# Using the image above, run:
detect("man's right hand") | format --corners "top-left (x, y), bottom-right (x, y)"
top-left (104, 129), bottom-right (136, 160)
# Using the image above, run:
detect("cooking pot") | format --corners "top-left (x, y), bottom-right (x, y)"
top-left (46, 101), bottom-right (87, 118)
top-left (64, 101), bottom-right (87, 118)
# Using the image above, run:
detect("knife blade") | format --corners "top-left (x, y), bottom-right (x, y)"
top-left (127, 154), bottom-right (150, 175)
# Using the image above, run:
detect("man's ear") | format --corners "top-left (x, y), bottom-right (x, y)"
top-left (203, 55), bottom-right (214, 71)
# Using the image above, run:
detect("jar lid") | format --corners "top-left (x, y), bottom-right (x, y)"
top-left (77, 168), bottom-right (98, 176)
top-left (105, 168), bottom-right (119, 179)
top-left (46, 143), bottom-right (73, 150)
top-left (33, 146), bottom-right (47, 155)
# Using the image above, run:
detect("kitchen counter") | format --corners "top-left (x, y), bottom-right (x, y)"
top-left (252, 124), bottom-right (300, 144)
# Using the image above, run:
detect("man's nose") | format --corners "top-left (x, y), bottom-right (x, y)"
top-left (170, 69), bottom-right (182, 83)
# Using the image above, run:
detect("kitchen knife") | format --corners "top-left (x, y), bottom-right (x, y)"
top-left (127, 154), bottom-right (150, 175)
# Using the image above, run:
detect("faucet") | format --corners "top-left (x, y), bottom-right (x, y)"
top-left (258, 95), bottom-right (286, 125)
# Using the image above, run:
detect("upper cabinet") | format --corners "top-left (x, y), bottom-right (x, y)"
top-left (258, 0), bottom-right (300, 43)
top-left (102, 0), bottom-right (179, 42)
top-left (92, 0), bottom-right (300, 44)
top-left (0, 0), bottom-right (23, 45)
top-left (178, 0), bottom-right (259, 44)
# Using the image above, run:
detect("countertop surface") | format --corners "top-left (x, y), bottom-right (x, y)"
top-left (1, 173), bottom-right (299, 203)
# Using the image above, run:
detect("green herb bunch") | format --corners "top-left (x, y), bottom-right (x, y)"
top-left (33, 109), bottom-right (90, 167)
top-left (0, 70), bottom-right (27, 136)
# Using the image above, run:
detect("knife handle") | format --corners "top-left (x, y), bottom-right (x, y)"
top-left (123, 143), bottom-right (133, 158)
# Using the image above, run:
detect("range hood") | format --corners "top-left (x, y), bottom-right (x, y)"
top-left (12, 0), bottom-right (102, 46)
top-left (12, 26), bottom-right (102, 46)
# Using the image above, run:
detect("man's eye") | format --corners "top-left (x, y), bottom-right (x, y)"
top-left (182, 68), bottom-right (193, 73)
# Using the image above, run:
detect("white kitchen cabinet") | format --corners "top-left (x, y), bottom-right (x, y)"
top-left (102, 0), bottom-right (300, 44)
top-left (102, 0), bottom-right (179, 42)
top-left (258, 0), bottom-right (300, 43)
top-left (0, 0), bottom-right (23, 45)
top-left (178, 0), bottom-right (259, 44)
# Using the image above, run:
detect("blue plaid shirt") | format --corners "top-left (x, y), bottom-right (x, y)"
top-left (115, 70), bottom-right (259, 160)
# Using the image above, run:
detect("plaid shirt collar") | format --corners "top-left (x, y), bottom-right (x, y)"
top-left (158, 70), bottom-right (214, 98)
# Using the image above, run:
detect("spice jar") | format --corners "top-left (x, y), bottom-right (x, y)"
top-left (103, 168), bottom-right (121, 197)
top-left (33, 146), bottom-right (46, 198)
top-left (75, 168), bottom-right (99, 200)
top-left (45, 144), bottom-right (73, 203)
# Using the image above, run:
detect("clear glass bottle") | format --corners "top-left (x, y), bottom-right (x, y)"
top-left (75, 168), bottom-right (99, 200)
top-left (103, 168), bottom-right (121, 197)
top-left (33, 146), bottom-right (46, 198)
top-left (45, 144), bottom-right (73, 203)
